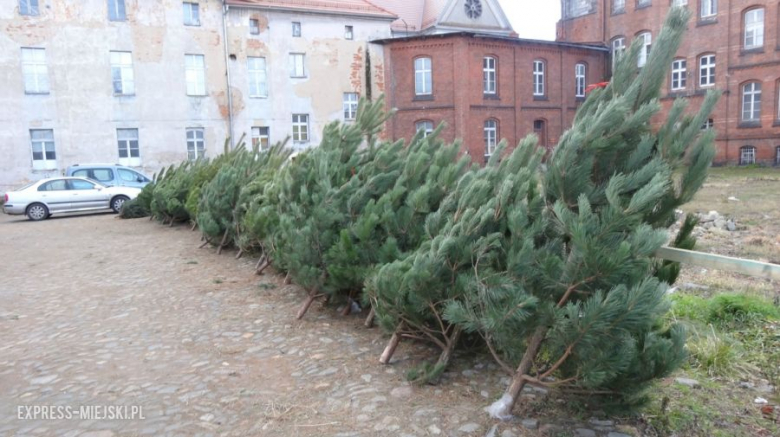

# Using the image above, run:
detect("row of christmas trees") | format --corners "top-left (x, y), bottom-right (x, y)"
top-left (121, 8), bottom-right (718, 418)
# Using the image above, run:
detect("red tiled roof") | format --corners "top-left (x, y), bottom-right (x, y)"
top-left (226, 0), bottom-right (397, 19)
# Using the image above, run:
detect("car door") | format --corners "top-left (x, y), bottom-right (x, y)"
top-left (36, 179), bottom-right (72, 212)
top-left (117, 168), bottom-right (148, 188)
top-left (68, 179), bottom-right (110, 210)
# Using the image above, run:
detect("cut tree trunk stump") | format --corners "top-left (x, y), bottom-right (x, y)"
top-left (380, 324), bottom-right (404, 364)
top-left (364, 307), bottom-right (375, 328)
top-left (296, 287), bottom-right (323, 320)
top-left (235, 249), bottom-right (243, 260)
top-left (216, 230), bottom-right (229, 255)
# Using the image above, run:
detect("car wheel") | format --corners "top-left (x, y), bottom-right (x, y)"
top-left (111, 195), bottom-right (129, 213)
top-left (27, 203), bottom-right (49, 221)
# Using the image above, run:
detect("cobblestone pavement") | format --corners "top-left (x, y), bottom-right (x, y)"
top-left (0, 213), bottom-right (624, 437)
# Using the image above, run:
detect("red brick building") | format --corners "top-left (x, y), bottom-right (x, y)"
top-left (376, 32), bottom-right (608, 161)
top-left (558, 0), bottom-right (780, 165)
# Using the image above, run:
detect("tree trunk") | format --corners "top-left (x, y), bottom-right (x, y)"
top-left (257, 259), bottom-right (271, 275)
top-left (216, 229), bottom-right (229, 255)
top-left (283, 272), bottom-right (292, 285)
top-left (364, 307), bottom-right (375, 328)
top-left (254, 256), bottom-right (266, 273)
top-left (296, 286), bottom-right (320, 320)
top-left (486, 326), bottom-right (548, 420)
top-left (235, 249), bottom-right (243, 260)
top-left (199, 239), bottom-right (210, 249)
top-left (340, 297), bottom-right (353, 316)
top-left (190, 222), bottom-right (198, 231)
top-left (379, 324), bottom-right (404, 364)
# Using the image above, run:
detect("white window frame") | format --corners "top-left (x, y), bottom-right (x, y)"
top-left (345, 25), bottom-right (354, 40)
top-left (701, 118), bottom-right (714, 130)
top-left (701, 0), bottom-right (717, 19)
top-left (117, 128), bottom-right (141, 166)
top-left (575, 63), bottom-right (586, 97)
top-left (185, 54), bottom-right (206, 96)
top-left (343, 92), bottom-right (359, 120)
top-left (776, 146), bottom-right (780, 166)
top-left (21, 47), bottom-right (49, 94)
top-left (186, 128), bottom-right (205, 161)
top-left (743, 8), bottom-right (764, 49)
top-left (671, 59), bottom-right (686, 91)
top-left (414, 57), bottom-right (432, 96)
top-left (183, 1), bottom-right (200, 26)
top-left (611, 37), bottom-right (625, 70)
top-left (108, 0), bottom-right (126, 21)
top-left (290, 53), bottom-right (306, 78)
top-left (699, 54), bottom-right (715, 87)
top-left (637, 32), bottom-right (652, 67)
top-left (292, 22), bottom-right (301, 37)
top-left (484, 119), bottom-right (498, 158)
top-left (248, 56), bottom-right (267, 98)
top-left (249, 18), bottom-right (260, 35)
top-left (30, 129), bottom-right (56, 170)
top-left (741, 82), bottom-right (761, 122)
top-left (292, 114), bottom-right (309, 144)
top-left (672, 0), bottom-right (687, 7)
top-left (533, 60), bottom-right (545, 97)
top-left (252, 126), bottom-right (270, 151)
top-left (637, 0), bottom-right (651, 7)
top-left (740, 146), bottom-right (756, 165)
top-left (415, 120), bottom-right (433, 137)
top-left (19, 0), bottom-right (39, 16)
top-left (483, 56), bottom-right (497, 95)
top-left (612, 0), bottom-right (625, 13)
top-left (110, 51), bottom-right (135, 95)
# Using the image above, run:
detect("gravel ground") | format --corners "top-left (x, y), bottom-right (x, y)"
top-left (0, 213), bottom-right (631, 437)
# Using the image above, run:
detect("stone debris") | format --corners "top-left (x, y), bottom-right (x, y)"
top-left (675, 377), bottom-right (701, 388)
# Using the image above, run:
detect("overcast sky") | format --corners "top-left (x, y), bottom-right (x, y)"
top-left (498, 0), bottom-right (561, 40)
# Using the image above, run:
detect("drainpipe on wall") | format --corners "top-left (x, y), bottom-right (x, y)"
top-left (221, 0), bottom-right (235, 149)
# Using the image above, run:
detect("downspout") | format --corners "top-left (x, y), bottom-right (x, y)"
top-left (221, 0), bottom-right (235, 148)
top-left (724, 2), bottom-right (731, 164)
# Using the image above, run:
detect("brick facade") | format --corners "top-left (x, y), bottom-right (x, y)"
top-left (379, 33), bottom-right (608, 162)
top-left (559, 0), bottom-right (780, 166)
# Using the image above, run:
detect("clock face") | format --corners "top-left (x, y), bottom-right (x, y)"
top-left (465, 0), bottom-right (482, 19)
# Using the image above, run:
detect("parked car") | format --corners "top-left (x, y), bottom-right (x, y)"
top-left (65, 164), bottom-right (151, 189)
top-left (2, 177), bottom-right (141, 221)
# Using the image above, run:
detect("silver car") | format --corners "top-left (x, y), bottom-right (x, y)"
top-left (2, 177), bottom-right (141, 221)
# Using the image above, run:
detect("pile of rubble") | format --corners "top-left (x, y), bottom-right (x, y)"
top-left (697, 210), bottom-right (738, 232)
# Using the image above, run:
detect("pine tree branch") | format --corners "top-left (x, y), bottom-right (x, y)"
top-left (483, 335), bottom-right (514, 376)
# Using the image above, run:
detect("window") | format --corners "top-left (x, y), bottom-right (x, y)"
top-left (637, 0), bottom-right (651, 8)
top-left (701, 0), bottom-right (716, 18)
top-left (21, 48), bottom-right (49, 94)
top-left (292, 114), bottom-right (309, 143)
top-left (740, 146), bottom-right (756, 165)
top-left (108, 0), bottom-right (126, 21)
top-left (534, 120), bottom-right (547, 149)
top-left (566, 0), bottom-right (593, 18)
top-left (484, 119), bottom-right (498, 158)
top-left (249, 19), bottom-right (260, 35)
top-left (117, 128), bottom-right (140, 165)
top-left (575, 63), bottom-right (586, 97)
top-left (415, 120), bottom-right (434, 137)
top-left (186, 128), bottom-right (205, 161)
top-left (483, 56), bottom-right (497, 95)
top-left (671, 59), bottom-right (686, 91)
top-left (292, 22), bottom-right (301, 37)
top-left (183, 2), bottom-right (200, 26)
top-left (701, 118), bottom-right (714, 130)
top-left (290, 53), bottom-right (306, 78)
top-left (699, 54), bottom-right (715, 87)
top-left (612, 0), bottom-right (625, 13)
top-left (248, 57), bottom-right (267, 98)
top-left (637, 32), bottom-right (651, 67)
top-left (414, 57), bottom-right (432, 96)
top-left (185, 54), bottom-right (206, 96)
top-left (39, 180), bottom-right (68, 191)
top-left (252, 127), bottom-right (270, 151)
top-left (672, 0), bottom-right (687, 6)
top-left (118, 168), bottom-right (147, 183)
top-left (611, 37), bottom-right (625, 70)
top-left (744, 8), bottom-right (764, 49)
top-left (70, 179), bottom-right (97, 190)
top-left (776, 146), bottom-right (780, 166)
top-left (30, 129), bottom-right (56, 170)
top-left (343, 92), bottom-right (359, 120)
top-left (19, 0), bottom-right (39, 16)
top-left (741, 82), bottom-right (761, 122)
top-left (110, 51), bottom-right (134, 95)
top-left (533, 60), bottom-right (545, 96)
top-left (345, 25), bottom-right (354, 40)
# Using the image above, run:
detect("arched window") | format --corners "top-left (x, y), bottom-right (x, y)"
top-left (483, 56), bottom-right (497, 95)
top-left (414, 57), bottom-right (432, 96)
top-left (671, 58), bottom-right (687, 91)
top-left (743, 7), bottom-right (764, 49)
top-left (636, 31), bottom-right (652, 67)
top-left (415, 120), bottom-right (434, 137)
top-left (534, 119), bottom-right (547, 149)
top-left (740, 146), bottom-right (756, 165)
top-left (741, 81), bottom-right (761, 122)
top-left (484, 119), bottom-right (498, 158)
top-left (533, 60), bottom-right (545, 97)
top-left (575, 63), bottom-right (587, 98)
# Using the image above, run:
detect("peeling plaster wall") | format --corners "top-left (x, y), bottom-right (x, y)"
top-left (225, 7), bottom-right (391, 150)
top-left (0, 0), bottom-right (230, 191)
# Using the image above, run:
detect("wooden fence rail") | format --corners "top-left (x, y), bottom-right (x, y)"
top-left (656, 246), bottom-right (780, 282)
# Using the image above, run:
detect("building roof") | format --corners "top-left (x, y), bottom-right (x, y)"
top-left (372, 31), bottom-right (610, 52)
top-left (368, 0), bottom-right (427, 32)
top-left (226, 0), bottom-right (397, 20)
top-left (369, 0), bottom-right (514, 36)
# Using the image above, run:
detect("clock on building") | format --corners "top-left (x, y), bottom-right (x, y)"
top-left (464, 0), bottom-right (482, 19)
